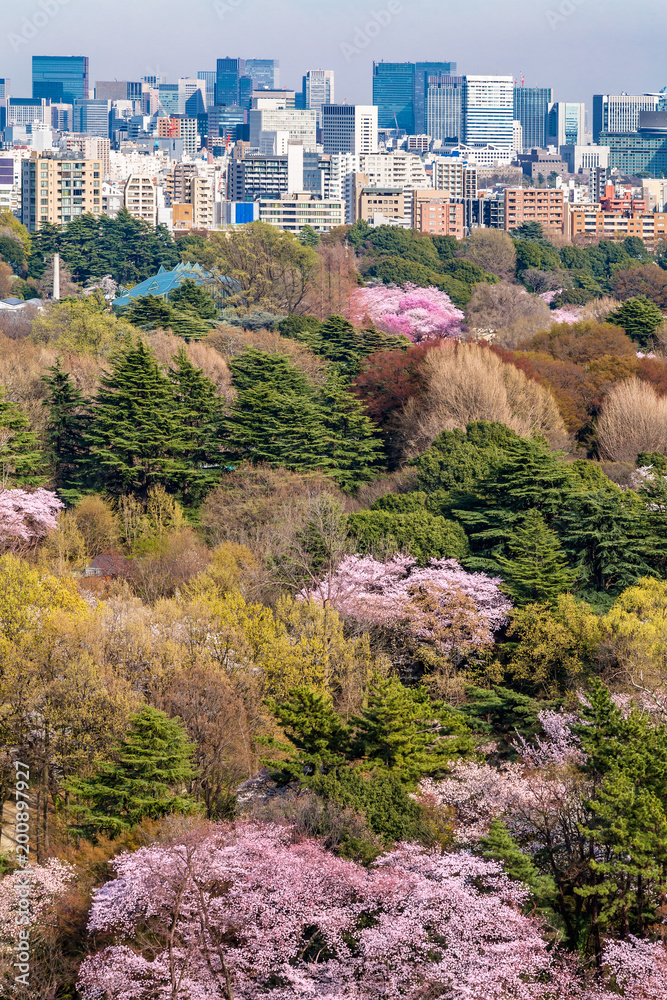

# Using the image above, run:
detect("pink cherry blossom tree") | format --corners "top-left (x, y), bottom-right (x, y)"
top-left (76, 822), bottom-right (667, 1000)
top-left (349, 283), bottom-right (464, 343)
top-left (77, 821), bottom-right (554, 1000)
top-left (301, 554), bottom-right (511, 650)
top-left (0, 488), bottom-right (64, 551)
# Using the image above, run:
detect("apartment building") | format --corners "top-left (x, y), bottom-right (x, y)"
top-left (124, 174), bottom-right (157, 224)
top-left (258, 192), bottom-right (344, 233)
top-left (412, 190), bottom-right (465, 237)
top-left (21, 152), bottom-right (103, 231)
top-left (352, 174), bottom-right (405, 224)
top-left (504, 188), bottom-right (566, 234)
top-left (569, 207), bottom-right (667, 241)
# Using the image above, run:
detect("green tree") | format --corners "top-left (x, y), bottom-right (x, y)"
top-left (496, 508), bottom-right (577, 605)
top-left (575, 682), bottom-right (667, 947)
top-left (265, 687), bottom-right (351, 781)
top-left (449, 438), bottom-right (575, 572)
top-left (349, 505), bottom-right (468, 564)
top-left (124, 294), bottom-right (173, 329)
top-left (608, 294), bottom-right (664, 348)
top-left (413, 421), bottom-right (519, 497)
top-left (481, 819), bottom-right (556, 906)
top-left (557, 489), bottom-right (656, 594)
top-left (41, 360), bottom-right (91, 498)
top-left (168, 277), bottom-right (218, 319)
top-left (0, 389), bottom-right (45, 487)
top-left (299, 224), bottom-right (320, 248)
top-left (67, 705), bottom-right (197, 841)
top-left (168, 347), bottom-right (225, 500)
top-left (223, 384), bottom-right (334, 473)
top-left (229, 348), bottom-right (312, 395)
top-left (185, 221), bottom-right (317, 313)
top-left (460, 685), bottom-right (553, 758)
top-left (349, 676), bottom-right (473, 785)
top-left (85, 341), bottom-right (189, 498)
top-left (319, 375), bottom-right (385, 491)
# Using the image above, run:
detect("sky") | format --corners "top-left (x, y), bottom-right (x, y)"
top-left (2, 0), bottom-right (667, 113)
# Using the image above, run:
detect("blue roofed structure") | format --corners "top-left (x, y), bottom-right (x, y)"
top-left (113, 261), bottom-right (239, 309)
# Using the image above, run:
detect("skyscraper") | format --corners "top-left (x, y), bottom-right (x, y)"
top-left (245, 59), bottom-right (279, 90)
top-left (372, 61), bottom-right (457, 133)
top-left (592, 94), bottom-right (660, 141)
top-left (197, 71), bottom-right (216, 109)
top-left (32, 56), bottom-right (89, 104)
top-left (303, 70), bottom-right (334, 126)
top-left (215, 58), bottom-right (245, 107)
top-left (463, 76), bottom-right (514, 147)
top-left (426, 76), bottom-right (464, 143)
top-left (513, 86), bottom-right (553, 150)
top-left (547, 102), bottom-right (585, 146)
top-left (73, 99), bottom-right (111, 138)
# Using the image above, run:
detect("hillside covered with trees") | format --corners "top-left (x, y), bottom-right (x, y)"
top-left (2, 212), bottom-right (667, 997)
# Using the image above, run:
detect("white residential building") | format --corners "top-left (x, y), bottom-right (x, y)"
top-left (124, 174), bottom-right (157, 224)
top-left (259, 192), bottom-right (344, 233)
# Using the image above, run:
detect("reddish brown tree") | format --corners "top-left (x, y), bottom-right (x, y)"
top-left (612, 264), bottom-right (667, 308)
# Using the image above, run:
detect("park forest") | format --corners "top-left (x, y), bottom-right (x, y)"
top-left (2, 209), bottom-right (667, 997)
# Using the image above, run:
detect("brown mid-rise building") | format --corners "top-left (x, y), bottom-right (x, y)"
top-left (504, 188), bottom-right (566, 234)
top-left (412, 190), bottom-right (464, 238)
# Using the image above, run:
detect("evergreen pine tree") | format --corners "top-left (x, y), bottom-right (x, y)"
top-left (319, 374), bottom-right (385, 492)
top-left (317, 315), bottom-right (366, 375)
top-left (496, 508), bottom-right (577, 605)
top-left (265, 687), bottom-right (351, 782)
top-left (223, 384), bottom-right (335, 472)
top-left (67, 705), bottom-right (197, 841)
top-left (0, 388), bottom-right (45, 487)
top-left (557, 489), bottom-right (655, 594)
top-left (125, 294), bottom-right (173, 329)
top-left (169, 278), bottom-right (218, 319)
top-left (450, 438), bottom-right (577, 572)
top-left (41, 359), bottom-right (91, 499)
top-left (229, 348), bottom-right (312, 395)
top-left (168, 347), bottom-right (224, 500)
top-left (480, 819), bottom-right (555, 905)
top-left (349, 676), bottom-right (473, 785)
top-left (85, 341), bottom-right (188, 498)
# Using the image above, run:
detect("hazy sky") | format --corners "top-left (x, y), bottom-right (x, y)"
top-left (2, 0), bottom-right (666, 112)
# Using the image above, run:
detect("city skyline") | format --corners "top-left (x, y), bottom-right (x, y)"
top-left (2, 0), bottom-right (666, 114)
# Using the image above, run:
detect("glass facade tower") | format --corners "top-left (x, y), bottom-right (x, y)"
top-left (372, 61), bottom-right (457, 133)
top-left (513, 86), bottom-right (553, 150)
top-left (33, 55), bottom-right (89, 104)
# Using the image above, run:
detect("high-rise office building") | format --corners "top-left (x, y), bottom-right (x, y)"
top-left (0, 79), bottom-right (10, 103)
top-left (178, 79), bottom-right (206, 116)
top-left (33, 56), bottom-right (89, 104)
top-left (239, 75), bottom-right (254, 110)
top-left (6, 98), bottom-right (50, 128)
top-left (197, 71), bottom-right (216, 109)
top-left (513, 86), bottom-right (553, 150)
top-left (593, 94), bottom-right (660, 141)
top-left (245, 59), bottom-right (279, 90)
top-left (547, 102), bottom-right (585, 146)
top-left (463, 76), bottom-right (514, 147)
top-left (322, 105), bottom-right (378, 155)
top-left (157, 84), bottom-right (179, 115)
top-left (372, 61), bottom-right (457, 133)
top-left (303, 70), bottom-right (334, 126)
top-left (215, 58), bottom-right (245, 106)
top-left (73, 99), bottom-right (111, 138)
top-left (95, 81), bottom-right (142, 103)
top-left (426, 76), bottom-right (464, 143)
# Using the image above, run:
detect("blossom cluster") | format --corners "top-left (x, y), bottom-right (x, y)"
top-left (0, 488), bottom-right (64, 548)
top-left (301, 554), bottom-right (512, 650)
top-left (349, 283), bottom-right (464, 343)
